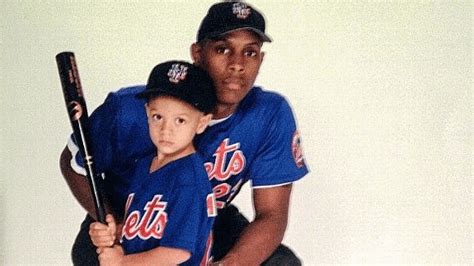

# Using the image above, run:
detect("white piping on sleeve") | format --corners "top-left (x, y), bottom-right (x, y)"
top-left (252, 181), bottom-right (294, 189)
top-left (67, 137), bottom-right (87, 176)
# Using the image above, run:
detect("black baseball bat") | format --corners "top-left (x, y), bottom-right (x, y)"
top-left (56, 51), bottom-right (106, 223)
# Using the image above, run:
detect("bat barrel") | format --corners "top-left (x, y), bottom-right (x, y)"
top-left (56, 52), bottom-right (88, 117)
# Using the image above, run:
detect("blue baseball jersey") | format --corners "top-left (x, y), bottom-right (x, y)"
top-left (120, 153), bottom-right (215, 265)
top-left (69, 85), bottom-right (308, 219)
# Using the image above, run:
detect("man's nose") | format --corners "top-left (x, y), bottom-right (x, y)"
top-left (229, 54), bottom-right (244, 73)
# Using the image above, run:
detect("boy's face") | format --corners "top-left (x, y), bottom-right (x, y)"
top-left (146, 96), bottom-right (211, 159)
top-left (192, 30), bottom-right (264, 114)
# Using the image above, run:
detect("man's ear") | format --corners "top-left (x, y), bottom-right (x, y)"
top-left (191, 43), bottom-right (202, 65)
top-left (196, 113), bottom-right (213, 134)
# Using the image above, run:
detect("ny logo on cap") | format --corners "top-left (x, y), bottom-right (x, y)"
top-left (168, 64), bottom-right (188, 83)
top-left (232, 2), bottom-right (251, 19)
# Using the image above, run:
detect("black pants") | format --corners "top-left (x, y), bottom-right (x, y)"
top-left (72, 205), bottom-right (302, 265)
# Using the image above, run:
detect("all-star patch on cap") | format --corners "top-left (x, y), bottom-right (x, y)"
top-left (197, 1), bottom-right (272, 43)
top-left (137, 61), bottom-right (217, 113)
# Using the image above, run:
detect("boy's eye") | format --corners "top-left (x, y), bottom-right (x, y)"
top-left (176, 118), bottom-right (186, 124)
top-left (151, 114), bottom-right (162, 121)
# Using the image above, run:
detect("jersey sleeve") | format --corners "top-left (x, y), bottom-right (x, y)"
top-left (249, 98), bottom-right (309, 188)
top-left (67, 91), bottom-right (119, 175)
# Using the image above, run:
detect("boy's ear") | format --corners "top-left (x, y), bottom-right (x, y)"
top-left (144, 103), bottom-right (151, 118)
top-left (196, 113), bottom-right (213, 134)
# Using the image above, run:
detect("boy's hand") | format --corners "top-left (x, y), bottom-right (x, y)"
top-left (89, 214), bottom-right (117, 248)
top-left (98, 245), bottom-right (125, 266)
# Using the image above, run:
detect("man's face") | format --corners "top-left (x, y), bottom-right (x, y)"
top-left (193, 30), bottom-right (264, 114)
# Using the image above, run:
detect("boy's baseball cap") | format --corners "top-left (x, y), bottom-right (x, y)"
top-left (137, 61), bottom-right (217, 114)
top-left (197, 1), bottom-right (272, 43)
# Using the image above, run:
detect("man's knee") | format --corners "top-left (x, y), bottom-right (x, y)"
top-left (262, 245), bottom-right (302, 266)
top-left (71, 215), bottom-right (99, 266)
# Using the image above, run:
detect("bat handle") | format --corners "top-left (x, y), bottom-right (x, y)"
top-left (90, 174), bottom-right (106, 224)
top-left (77, 121), bottom-right (106, 224)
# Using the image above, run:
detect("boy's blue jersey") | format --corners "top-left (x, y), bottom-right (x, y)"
top-left (69, 85), bottom-right (308, 218)
top-left (120, 153), bottom-right (215, 265)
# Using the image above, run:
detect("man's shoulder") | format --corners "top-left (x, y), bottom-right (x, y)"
top-left (103, 85), bottom-right (147, 114)
top-left (240, 86), bottom-right (291, 115)
top-left (251, 86), bottom-right (287, 102)
top-left (110, 85), bottom-right (146, 99)
top-left (246, 86), bottom-right (290, 108)
top-left (92, 85), bottom-right (148, 136)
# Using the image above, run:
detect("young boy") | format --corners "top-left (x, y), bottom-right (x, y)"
top-left (88, 61), bottom-right (217, 265)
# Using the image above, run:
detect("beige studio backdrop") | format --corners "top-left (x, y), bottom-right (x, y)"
top-left (1, 0), bottom-right (472, 265)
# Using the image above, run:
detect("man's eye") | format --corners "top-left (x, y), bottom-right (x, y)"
top-left (216, 47), bottom-right (230, 55)
top-left (152, 114), bottom-right (162, 121)
top-left (245, 50), bottom-right (257, 57)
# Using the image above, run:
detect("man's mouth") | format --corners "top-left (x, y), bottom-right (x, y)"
top-left (224, 77), bottom-right (243, 90)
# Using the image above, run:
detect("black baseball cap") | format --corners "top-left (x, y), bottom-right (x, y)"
top-left (137, 61), bottom-right (217, 114)
top-left (197, 1), bottom-right (272, 43)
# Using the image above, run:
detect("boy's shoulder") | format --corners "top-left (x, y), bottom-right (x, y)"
top-left (173, 153), bottom-right (211, 188)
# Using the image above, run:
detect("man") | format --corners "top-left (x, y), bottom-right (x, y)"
top-left (60, 1), bottom-right (308, 265)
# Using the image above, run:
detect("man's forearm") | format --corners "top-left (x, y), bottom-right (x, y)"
top-left (220, 212), bottom-right (287, 265)
top-left (59, 146), bottom-right (99, 219)
top-left (217, 185), bottom-right (293, 265)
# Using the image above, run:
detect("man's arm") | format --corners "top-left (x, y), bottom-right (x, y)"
top-left (219, 184), bottom-right (293, 265)
top-left (59, 145), bottom-right (99, 219)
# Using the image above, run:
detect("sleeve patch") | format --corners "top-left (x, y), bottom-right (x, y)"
top-left (291, 130), bottom-right (306, 168)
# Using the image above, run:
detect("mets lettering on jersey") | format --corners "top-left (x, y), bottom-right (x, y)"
top-left (205, 138), bottom-right (245, 181)
top-left (204, 138), bottom-right (245, 208)
top-left (122, 193), bottom-right (168, 241)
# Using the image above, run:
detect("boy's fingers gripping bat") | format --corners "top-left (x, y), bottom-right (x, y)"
top-left (56, 51), bottom-right (106, 223)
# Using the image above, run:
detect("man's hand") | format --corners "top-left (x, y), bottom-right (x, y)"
top-left (60, 146), bottom-right (98, 218)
